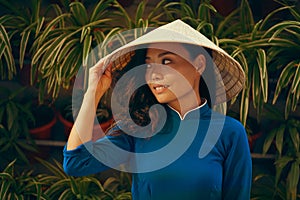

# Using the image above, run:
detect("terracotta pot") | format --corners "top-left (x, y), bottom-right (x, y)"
top-left (29, 117), bottom-right (56, 140)
top-left (57, 110), bottom-right (74, 137)
top-left (29, 114), bottom-right (57, 140)
top-left (29, 112), bottom-right (56, 140)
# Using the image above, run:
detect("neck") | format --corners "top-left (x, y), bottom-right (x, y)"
top-left (168, 95), bottom-right (201, 118)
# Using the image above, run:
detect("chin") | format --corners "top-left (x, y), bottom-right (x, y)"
top-left (155, 96), bottom-right (176, 105)
top-left (152, 96), bottom-right (167, 104)
top-left (157, 100), bottom-right (168, 104)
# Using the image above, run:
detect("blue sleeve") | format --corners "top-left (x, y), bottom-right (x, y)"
top-left (63, 132), bottom-right (134, 176)
top-left (222, 120), bottom-right (252, 200)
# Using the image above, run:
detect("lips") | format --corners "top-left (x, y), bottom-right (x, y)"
top-left (152, 84), bottom-right (169, 93)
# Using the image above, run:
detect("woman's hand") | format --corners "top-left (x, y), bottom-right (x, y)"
top-left (66, 58), bottom-right (113, 150)
top-left (87, 58), bottom-right (112, 104)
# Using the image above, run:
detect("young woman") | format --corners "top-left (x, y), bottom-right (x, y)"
top-left (63, 20), bottom-right (252, 200)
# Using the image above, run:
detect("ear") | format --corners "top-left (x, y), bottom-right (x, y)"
top-left (193, 54), bottom-right (206, 75)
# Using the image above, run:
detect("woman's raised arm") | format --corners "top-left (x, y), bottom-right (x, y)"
top-left (66, 59), bottom-right (112, 150)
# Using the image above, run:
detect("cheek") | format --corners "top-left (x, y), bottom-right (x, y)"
top-left (145, 65), bottom-right (197, 84)
top-left (145, 70), bottom-right (151, 83)
top-left (180, 68), bottom-right (199, 82)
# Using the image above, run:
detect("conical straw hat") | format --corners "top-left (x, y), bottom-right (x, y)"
top-left (105, 19), bottom-right (245, 104)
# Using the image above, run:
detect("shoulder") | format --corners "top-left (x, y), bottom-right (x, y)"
top-left (223, 115), bottom-right (246, 134)
top-left (207, 109), bottom-right (246, 136)
top-left (208, 110), bottom-right (247, 144)
top-left (218, 115), bottom-right (248, 151)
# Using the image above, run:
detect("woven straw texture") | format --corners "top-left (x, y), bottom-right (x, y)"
top-left (106, 20), bottom-right (245, 104)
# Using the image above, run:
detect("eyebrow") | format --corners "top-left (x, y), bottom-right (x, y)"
top-left (145, 51), bottom-right (176, 60)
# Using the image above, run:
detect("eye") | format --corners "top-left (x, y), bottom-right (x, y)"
top-left (162, 59), bottom-right (171, 65)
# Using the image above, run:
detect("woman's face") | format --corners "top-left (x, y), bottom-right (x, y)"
top-left (145, 43), bottom-right (202, 107)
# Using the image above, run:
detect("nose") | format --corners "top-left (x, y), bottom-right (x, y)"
top-left (145, 63), bottom-right (164, 83)
top-left (151, 71), bottom-right (163, 81)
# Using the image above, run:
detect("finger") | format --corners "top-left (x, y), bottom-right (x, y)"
top-left (91, 57), bottom-right (108, 72)
top-left (104, 63), bottom-right (112, 77)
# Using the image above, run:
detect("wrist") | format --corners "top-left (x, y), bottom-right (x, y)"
top-left (83, 89), bottom-right (96, 102)
top-left (84, 89), bottom-right (104, 107)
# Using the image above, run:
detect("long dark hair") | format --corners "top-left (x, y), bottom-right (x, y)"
top-left (181, 43), bottom-right (216, 107)
top-left (110, 49), bottom-right (158, 134)
top-left (109, 44), bottom-right (216, 134)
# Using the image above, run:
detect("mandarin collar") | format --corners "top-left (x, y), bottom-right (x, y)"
top-left (166, 99), bottom-right (210, 120)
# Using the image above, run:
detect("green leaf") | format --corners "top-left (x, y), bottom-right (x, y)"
top-left (93, 29), bottom-right (106, 44)
top-left (80, 26), bottom-right (88, 43)
top-left (31, 37), bottom-right (54, 65)
top-left (35, 16), bottom-right (45, 37)
top-left (197, 2), bottom-right (216, 22)
top-left (82, 34), bottom-right (92, 68)
top-left (288, 126), bottom-right (299, 151)
top-left (236, 53), bottom-right (249, 125)
top-left (241, 38), bottom-right (295, 49)
top-left (3, 159), bottom-right (16, 173)
top-left (263, 128), bottom-right (277, 154)
top-left (260, 6), bottom-right (291, 30)
top-left (275, 124), bottom-right (286, 155)
top-left (0, 181), bottom-right (11, 200)
top-left (84, 18), bottom-right (111, 29)
top-left (90, 0), bottom-right (111, 21)
top-left (222, 43), bottom-right (242, 58)
top-left (215, 6), bottom-right (237, 36)
top-left (240, 0), bottom-right (254, 31)
top-left (6, 101), bottom-right (18, 131)
top-left (263, 21), bottom-right (300, 39)
top-left (272, 62), bottom-right (296, 104)
top-left (181, 2), bottom-right (195, 19)
top-left (0, 106), bottom-right (5, 123)
top-left (58, 189), bottom-right (73, 200)
top-left (56, 39), bottom-right (76, 63)
top-left (70, 2), bottom-right (88, 25)
top-left (0, 24), bottom-right (15, 79)
top-left (0, 25), bottom-right (12, 52)
top-left (114, 1), bottom-right (131, 28)
top-left (135, 1), bottom-right (145, 25)
top-left (251, 19), bottom-right (263, 40)
top-left (285, 89), bottom-right (293, 119)
top-left (288, 5), bottom-right (300, 21)
top-left (36, 13), bottom-right (69, 44)
top-left (196, 21), bottom-right (212, 33)
top-left (17, 140), bottom-right (37, 152)
top-left (240, 87), bottom-right (249, 126)
top-left (257, 49), bottom-right (268, 102)
top-left (19, 30), bottom-right (31, 69)
top-left (87, 176), bottom-right (104, 191)
top-left (13, 143), bottom-right (29, 164)
top-left (148, 0), bottom-right (168, 22)
top-left (292, 78), bottom-right (300, 111)
top-left (45, 179), bottom-right (69, 197)
top-left (290, 63), bottom-right (300, 94)
top-left (252, 63), bottom-right (260, 108)
top-left (32, 179), bottom-right (42, 200)
top-left (69, 177), bottom-right (79, 195)
top-left (0, 172), bottom-right (14, 180)
top-left (275, 156), bottom-right (293, 185)
top-left (36, 158), bottom-right (68, 179)
top-left (286, 162), bottom-right (299, 199)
